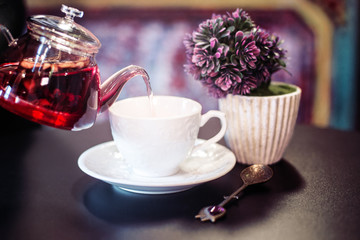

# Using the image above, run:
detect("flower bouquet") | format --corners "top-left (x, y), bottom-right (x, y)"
top-left (183, 8), bottom-right (296, 97)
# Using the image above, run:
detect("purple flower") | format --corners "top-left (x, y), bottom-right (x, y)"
top-left (192, 48), bottom-right (219, 76)
top-left (212, 64), bottom-right (242, 91)
top-left (223, 9), bottom-right (254, 32)
top-left (183, 33), bottom-right (195, 56)
top-left (253, 28), bottom-right (287, 74)
top-left (267, 35), bottom-right (287, 73)
top-left (232, 75), bottom-right (258, 95)
top-left (193, 17), bottom-right (230, 49)
top-left (191, 38), bottom-right (228, 76)
top-left (253, 27), bottom-right (272, 62)
top-left (235, 31), bottom-right (260, 69)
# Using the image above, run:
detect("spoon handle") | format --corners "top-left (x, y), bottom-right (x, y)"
top-left (218, 184), bottom-right (248, 207)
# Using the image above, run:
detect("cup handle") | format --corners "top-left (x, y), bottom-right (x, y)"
top-left (192, 110), bottom-right (227, 152)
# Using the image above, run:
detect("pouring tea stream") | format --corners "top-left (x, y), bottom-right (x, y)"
top-left (0, 5), bottom-right (152, 131)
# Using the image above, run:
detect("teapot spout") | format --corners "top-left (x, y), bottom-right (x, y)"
top-left (99, 65), bottom-right (151, 113)
top-left (0, 24), bottom-right (17, 46)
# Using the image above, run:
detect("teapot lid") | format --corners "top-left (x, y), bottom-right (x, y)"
top-left (27, 5), bottom-right (101, 56)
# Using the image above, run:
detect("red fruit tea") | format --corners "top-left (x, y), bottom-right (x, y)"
top-left (0, 60), bottom-right (100, 130)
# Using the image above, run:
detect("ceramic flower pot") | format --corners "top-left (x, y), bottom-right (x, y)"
top-left (218, 82), bottom-right (301, 165)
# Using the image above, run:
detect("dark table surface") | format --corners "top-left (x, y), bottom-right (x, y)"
top-left (1, 118), bottom-right (360, 240)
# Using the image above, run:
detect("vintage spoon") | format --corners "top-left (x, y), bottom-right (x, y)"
top-left (195, 164), bottom-right (273, 223)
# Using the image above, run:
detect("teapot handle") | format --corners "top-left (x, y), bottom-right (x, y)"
top-left (0, 24), bottom-right (17, 46)
top-left (99, 65), bottom-right (151, 113)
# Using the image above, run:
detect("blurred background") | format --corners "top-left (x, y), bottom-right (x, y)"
top-left (1, 0), bottom-right (359, 131)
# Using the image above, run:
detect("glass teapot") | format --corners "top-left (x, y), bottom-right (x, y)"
top-left (0, 5), bottom-right (150, 131)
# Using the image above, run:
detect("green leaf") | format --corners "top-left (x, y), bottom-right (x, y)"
top-left (278, 59), bottom-right (286, 67)
top-left (230, 54), bottom-right (237, 65)
top-left (227, 26), bottom-right (235, 33)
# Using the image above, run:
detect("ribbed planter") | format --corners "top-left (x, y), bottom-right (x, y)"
top-left (218, 82), bottom-right (301, 165)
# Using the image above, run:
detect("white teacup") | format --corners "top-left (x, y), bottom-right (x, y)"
top-left (109, 96), bottom-right (227, 177)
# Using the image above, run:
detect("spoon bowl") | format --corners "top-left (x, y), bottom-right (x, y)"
top-left (240, 164), bottom-right (273, 185)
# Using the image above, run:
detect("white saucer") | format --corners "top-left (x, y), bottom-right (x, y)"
top-left (78, 140), bottom-right (236, 194)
